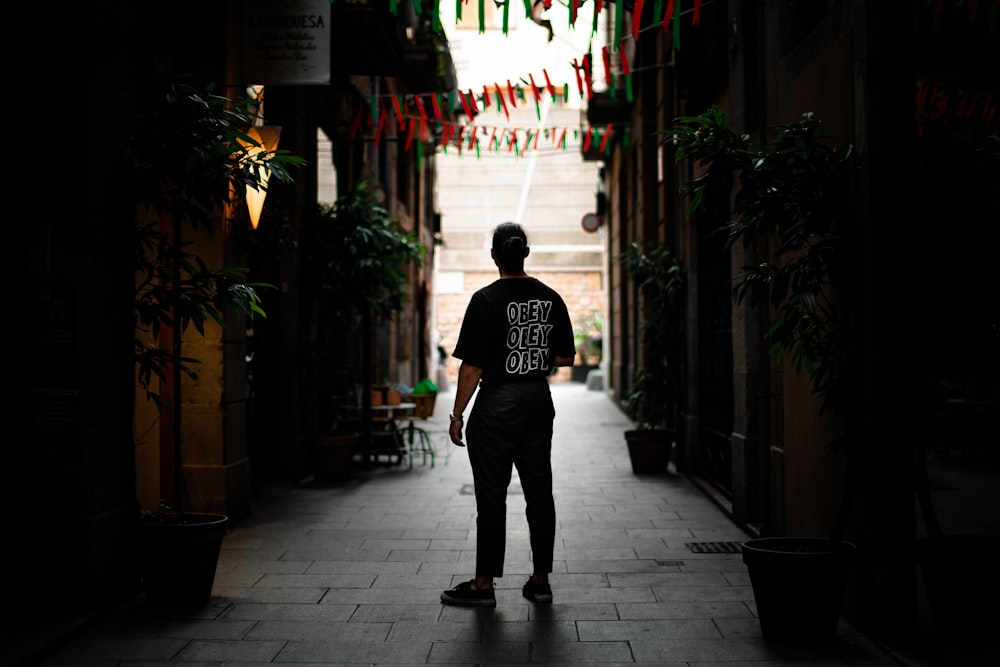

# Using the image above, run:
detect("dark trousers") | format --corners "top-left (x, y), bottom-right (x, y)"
top-left (466, 379), bottom-right (556, 578)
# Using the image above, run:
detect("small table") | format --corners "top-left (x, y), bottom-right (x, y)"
top-left (339, 403), bottom-right (417, 468)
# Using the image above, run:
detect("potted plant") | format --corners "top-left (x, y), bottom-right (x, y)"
top-left (571, 311), bottom-right (604, 382)
top-left (618, 243), bottom-right (686, 474)
top-left (301, 182), bottom-right (425, 474)
top-left (129, 71), bottom-right (304, 604)
top-left (668, 106), bottom-right (855, 641)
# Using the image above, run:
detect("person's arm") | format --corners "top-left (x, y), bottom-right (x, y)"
top-left (552, 354), bottom-right (575, 368)
top-left (449, 361), bottom-right (484, 447)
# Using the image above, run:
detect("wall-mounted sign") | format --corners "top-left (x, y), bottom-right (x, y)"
top-left (243, 0), bottom-right (331, 85)
top-left (581, 212), bottom-right (603, 233)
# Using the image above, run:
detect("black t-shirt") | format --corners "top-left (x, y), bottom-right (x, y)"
top-left (453, 277), bottom-right (576, 383)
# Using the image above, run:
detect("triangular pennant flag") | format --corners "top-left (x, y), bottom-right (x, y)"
top-left (392, 96), bottom-right (405, 125)
top-left (614, 0), bottom-right (624, 48)
top-left (405, 116), bottom-right (416, 151)
top-left (632, 0), bottom-right (644, 40)
top-left (375, 104), bottom-right (389, 145)
top-left (662, 0), bottom-right (674, 31)
top-left (543, 69), bottom-right (556, 98)
top-left (619, 39), bottom-right (631, 74)
top-left (430, 93), bottom-right (443, 121)
top-left (496, 83), bottom-right (510, 120)
top-left (349, 104), bottom-right (364, 140)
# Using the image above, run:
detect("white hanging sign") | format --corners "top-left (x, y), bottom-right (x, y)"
top-left (243, 0), bottom-right (331, 85)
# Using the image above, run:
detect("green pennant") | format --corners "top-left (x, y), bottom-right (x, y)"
top-left (615, 0), bottom-right (623, 49)
top-left (479, 0), bottom-right (485, 34)
top-left (673, 0), bottom-right (681, 50)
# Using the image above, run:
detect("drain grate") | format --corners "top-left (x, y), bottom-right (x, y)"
top-left (685, 541), bottom-right (743, 554)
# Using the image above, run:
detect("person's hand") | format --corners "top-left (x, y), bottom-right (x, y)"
top-left (449, 419), bottom-right (466, 447)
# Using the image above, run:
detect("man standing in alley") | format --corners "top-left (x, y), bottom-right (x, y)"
top-left (441, 222), bottom-right (576, 607)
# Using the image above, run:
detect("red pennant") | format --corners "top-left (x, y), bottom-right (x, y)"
top-left (430, 93), bottom-right (442, 121)
top-left (349, 104), bottom-right (364, 140)
top-left (528, 73), bottom-right (542, 103)
top-left (542, 69), bottom-right (556, 97)
top-left (599, 124), bottom-right (613, 151)
top-left (619, 39), bottom-right (631, 74)
top-left (583, 127), bottom-right (593, 152)
top-left (468, 89), bottom-right (479, 114)
top-left (507, 80), bottom-right (518, 107)
top-left (602, 47), bottom-right (612, 85)
top-left (375, 103), bottom-right (389, 146)
top-left (572, 59), bottom-right (584, 97)
top-left (496, 82), bottom-right (510, 120)
top-left (404, 117), bottom-right (416, 151)
top-left (662, 0), bottom-right (675, 31)
top-left (632, 0), bottom-right (644, 39)
top-left (693, 0), bottom-right (701, 25)
top-left (459, 90), bottom-right (474, 121)
top-left (571, 0), bottom-right (579, 23)
top-left (391, 96), bottom-right (405, 125)
top-left (415, 95), bottom-right (428, 121)
top-left (468, 125), bottom-right (478, 150)
top-left (583, 53), bottom-right (594, 99)
top-left (483, 85), bottom-right (491, 108)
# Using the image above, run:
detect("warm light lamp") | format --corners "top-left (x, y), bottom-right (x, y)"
top-left (240, 125), bottom-right (281, 229)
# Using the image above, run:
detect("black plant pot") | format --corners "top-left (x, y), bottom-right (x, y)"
top-left (624, 429), bottom-right (673, 474)
top-left (741, 537), bottom-right (856, 643)
top-left (136, 513), bottom-right (228, 606)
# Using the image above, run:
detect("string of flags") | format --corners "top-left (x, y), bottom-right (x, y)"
top-left (338, 0), bottom-right (713, 163)
top-left (348, 52), bottom-right (639, 161)
top-left (342, 0), bottom-right (999, 162)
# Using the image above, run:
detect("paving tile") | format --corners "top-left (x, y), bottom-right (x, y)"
top-left (32, 384), bottom-right (902, 667)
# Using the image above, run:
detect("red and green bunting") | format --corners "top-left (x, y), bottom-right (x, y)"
top-left (349, 0), bottom-right (706, 51)
top-left (349, 81), bottom-right (630, 159)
